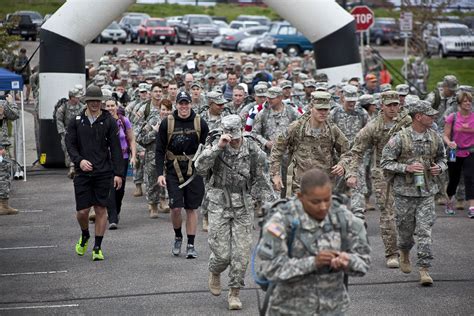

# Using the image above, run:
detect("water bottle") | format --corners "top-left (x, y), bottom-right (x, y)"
top-left (414, 172), bottom-right (424, 187)
top-left (449, 148), bottom-right (456, 162)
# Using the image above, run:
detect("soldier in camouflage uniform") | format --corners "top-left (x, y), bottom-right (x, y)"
top-left (347, 91), bottom-right (412, 268)
top-left (330, 85), bottom-right (369, 211)
top-left (55, 88), bottom-right (85, 179)
top-left (190, 81), bottom-right (207, 114)
top-left (425, 75), bottom-right (458, 131)
top-left (256, 168), bottom-right (370, 315)
top-left (301, 79), bottom-right (317, 110)
top-left (194, 115), bottom-right (275, 310)
top-left (381, 100), bottom-right (447, 286)
top-left (225, 85), bottom-right (247, 115)
top-left (270, 92), bottom-right (349, 196)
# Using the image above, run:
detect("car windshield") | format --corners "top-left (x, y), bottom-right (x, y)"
top-left (127, 18), bottom-right (141, 26)
top-left (190, 17), bottom-right (212, 25)
top-left (107, 22), bottom-right (121, 30)
top-left (147, 20), bottom-right (167, 27)
top-left (268, 24), bottom-right (281, 35)
top-left (440, 27), bottom-right (470, 36)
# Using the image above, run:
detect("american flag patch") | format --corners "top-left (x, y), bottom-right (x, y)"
top-left (267, 223), bottom-right (285, 239)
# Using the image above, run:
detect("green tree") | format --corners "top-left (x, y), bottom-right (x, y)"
top-left (0, 24), bottom-right (20, 70)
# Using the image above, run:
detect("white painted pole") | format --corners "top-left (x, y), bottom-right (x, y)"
top-left (21, 91), bottom-right (26, 181)
top-left (404, 36), bottom-right (408, 83)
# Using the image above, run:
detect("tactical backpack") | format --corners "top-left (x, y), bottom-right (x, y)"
top-left (52, 98), bottom-right (68, 125)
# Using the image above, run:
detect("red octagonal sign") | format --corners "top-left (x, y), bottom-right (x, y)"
top-left (351, 5), bottom-right (375, 32)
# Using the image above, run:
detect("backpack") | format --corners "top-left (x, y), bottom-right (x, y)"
top-left (52, 98), bottom-right (68, 125)
top-left (252, 196), bottom-right (350, 316)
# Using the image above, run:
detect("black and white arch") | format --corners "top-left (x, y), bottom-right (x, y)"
top-left (38, 0), bottom-right (134, 166)
top-left (264, 0), bottom-right (362, 85)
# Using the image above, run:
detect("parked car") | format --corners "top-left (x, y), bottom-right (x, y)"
top-left (228, 20), bottom-right (261, 31)
top-left (267, 21), bottom-right (312, 56)
top-left (255, 33), bottom-right (277, 53)
top-left (368, 18), bottom-right (401, 46)
top-left (6, 13), bottom-right (38, 41)
top-left (137, 18), bottom-right (176, 45)
top-left (14, 11), bottom-right (43, 28)
top-left (120, 15), bottom-right (145, 43)
top-left (236, 15), bottom-right (271, 26)
top-left (175, 14), bottom-right (219, 45)
top-left (238, 36), bottom-right (259, 53)
top-left (95, 21), bottom-right (127, 44)
top-left (426, 22), bottom-right (474, 58)
top-left (122, 12), bottom-right (150, 19)
top-left (213, 20), bottom-right (230, 35)
top-left (166, 16), bottom-right (182, 28)
top-left (220, 25), bottom-right (269, 51)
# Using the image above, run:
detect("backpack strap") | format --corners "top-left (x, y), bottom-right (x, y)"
top-left (167, 114), bottom-right (175, 145)
top-left (144, 100), bottom-right (151, 119)
top-left (194, 114), bottom-right (201, 143)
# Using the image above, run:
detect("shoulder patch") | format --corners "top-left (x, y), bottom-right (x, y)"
top-left (266, 222), bottom-right (286, 240)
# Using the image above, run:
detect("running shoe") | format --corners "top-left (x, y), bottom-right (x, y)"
top-left (445, 199), bottom-right (455, 216)
top-left (75, 236), bottom-right (88, 256)
top-left (109, 223), bottom-right (118, 230)
top-left (186, 244), bottom-right (197, 259)
top-left (172, 238), bottom-right (182, 256)
top-left (92, 248), bottom-right (104, 261)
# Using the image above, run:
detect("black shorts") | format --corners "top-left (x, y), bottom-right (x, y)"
top-left (167, 173), bottom-right (205, 210)
top-left (22, 76), bottom-right (30, 85)
top-left (73, 173), bottom-right (113, 211)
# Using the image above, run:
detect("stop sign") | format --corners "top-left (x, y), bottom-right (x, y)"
top-left (351, 6), bottom-right (375, 32)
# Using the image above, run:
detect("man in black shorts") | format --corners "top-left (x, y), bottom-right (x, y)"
top-left (66, 85), bottom-right (123, 261)
top-left (156, 91), bottom-right (209, 259)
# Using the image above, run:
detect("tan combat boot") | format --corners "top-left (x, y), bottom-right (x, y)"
top-left (149, 203), bottom-right (159, 218)
top-left (133, 184), bottom-right (143, 197)
top-left (419, 267), bottom-right (433, 286)
top-left (208, 272), bottom-right (221, 296)
top-left (399, 250), bottom-right (412, 273)
top-left (0, 199), bottom-right (18, 215)
top-left (202, 216), bottom-right (209, 232)
top-left (89, 209), bottom-right (96, 222)
top-left (386, 255), bottom-right (400, 269)
top-left (67, 166), bottom-right (75, 179)
top-left (159, 198), bottom-right (170, 213)
top-left (228, 288), bottom-right (242, 310)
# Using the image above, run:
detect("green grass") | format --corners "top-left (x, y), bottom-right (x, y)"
top-left (384, 59), bottom-right (474, 92)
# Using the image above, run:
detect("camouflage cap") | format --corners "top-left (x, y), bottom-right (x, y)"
top-left (395, 84), bottom-right (409, 96)
top-left (380, 83), bottom-right (392, 92)
top-left (94, 75), bottom-right (106, 86)
top-left (243, 62), bottom-right (254, 70)
top-left (299, 73), bottom-right (308, 81)
top-left (193, 72), bottom-right (203, 81)
top-left (221, 114), bottom-right (242, 139)
top-left (358, 94), bottom-right (375, 106)
top-left (292, 83), bottom-right (305, 96)
top-left (315, 82), bottom-right (328, 91)
top-left (404, 94), bottom-right (420, 110)
top-left (207, 91), bottom-right (227, 105)
top-left (311, 91), bottom-right (331, 109)
top-left (293, 67), bottom-right (302, 75)
top-left (69, 88), bottom-right (82, 98)
top-left (138, 83), bottom-right (149, 92)
top-left (314, 72), bottom-right (328, 83)
top-left (205, 72), bottom-right (217, 80)
top-left (443, 75), bottom-right (458, 91)
top-left (279, 80), bottom-right (292, 89)
top-left (409, 100), bottom-right (438, 116)
top-left (381, 90), bottom-right (400, 105)
top-left (254, 84), bottom-right (268, 97)
top-left (191, 81), bottom-right (202, 89)
top-left (458, 85), bottom-right (473, 94)
top-left (342, 85), bottom-right (358, 102)
top-left (267, 86), bottom-right (283, 98)
top-left (303, 79), bottom-right (317, 88)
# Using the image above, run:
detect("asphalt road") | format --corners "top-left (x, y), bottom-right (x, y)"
top-left (0, 166), bottom-right (473, 315)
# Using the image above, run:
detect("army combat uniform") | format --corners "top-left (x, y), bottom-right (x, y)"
top-left (256, 196), bottom-right (371, 315)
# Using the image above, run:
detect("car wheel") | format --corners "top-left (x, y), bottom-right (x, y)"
top-left (286, 45), bottom-right (300, 57)
top-left (121, 40), bottom-right (126, 45)
top-left (438, 46), bottom-right (446, 58)
top-left (186, 34), bottom-right (194, 45)
top-left (112, 40), bottom-right (117, 44)
top-left (375, 37), bottom-right (382, 46)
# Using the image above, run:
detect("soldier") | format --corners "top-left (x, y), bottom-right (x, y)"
top-left (190, 81), bottom-right (207, 114)
top-left (55, 88), bottom-right (85, 179)
top-left (194, 115), bottom-right (275, 310)
top-left (280, 80), bottom-right (303, 115)
top-left (347, 91), bottom-right (412, 268)
top-left (301, 79), bottom-right (317, 109)
top-left (270, 92), bottom-right (349, 196)
top-left (302, 50), bottom-right (316, 76)
top-left (381, 100), bottom-right (447, 286)
top-left (358, 94), bottom-right (378, 120)
top-left (225, 85), bottom-right (247, 115)
top-left (411, 57), bottom-right (429, 94)
top-left (395, 84), bottom-right (410, 108)
top-left (256, 168), bottom-right (371, 315)
top-left (240, 83), bottom-right (268, 127)
top-left (425, 75), bottom-right (458, 129)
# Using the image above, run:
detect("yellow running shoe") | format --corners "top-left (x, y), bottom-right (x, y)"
top-left (92, 248), bottom-right (104, 261)
top-left (75, 237), bottom-right (88, 256)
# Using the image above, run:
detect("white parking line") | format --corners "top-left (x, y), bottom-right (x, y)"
top-left (0, 245), bottom-right (57, 251)
top-left (0, 304), bottom-right (79, 311)
top-left (0, 270), bottom-right (67, 277)
top-left (19, 210), bottom-right (44, 213)
top-left (0, 225), bottom-right (50, 229)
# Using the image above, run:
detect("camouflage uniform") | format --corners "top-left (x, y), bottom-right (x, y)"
top-left (270, 92), bottom-right (350, 196)
top-left (55, 98), bottom-right (85, 167)
top-left (425, 75), bottom-right (459, 131)
top-left (0, 155), bottom-right (12, 199)
top-left (381, 102), bottom-right (447, 268)
top-left (348, 91), bottom-right (412, 258)
top-left (0, 99), bottom-right (19, 147)
top-left (194, 115), bottom-right (275, 290)
top-left (256, 196), bottom-right (371, 315)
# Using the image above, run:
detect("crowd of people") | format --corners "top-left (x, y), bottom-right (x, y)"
top-left (1, 44), bottom-right (473, 314)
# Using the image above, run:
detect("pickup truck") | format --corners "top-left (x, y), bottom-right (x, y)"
top-left (6, 13), bottom-right (38, 41)
top-left (175, 14), bottom-right (219, 45)
top-left (426, 22), bottom-right (474, 58)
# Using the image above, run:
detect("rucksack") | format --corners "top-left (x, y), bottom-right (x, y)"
top-left (52, 98), bottom-right (68, 125)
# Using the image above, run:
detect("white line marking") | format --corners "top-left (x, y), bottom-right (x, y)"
top-left (19, 210), bottom-right (44, 213)
top-left (0, 270), bottom-right (67, 277)
top-left (0, 245), bottom-right (57, 251)
top-left (0, 225), bottom-right (50, 229)
top-left (0, 304), bottom-right (79, 311)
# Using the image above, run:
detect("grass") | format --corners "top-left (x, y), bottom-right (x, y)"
top-left (384, 59), bottom-right (474, 92)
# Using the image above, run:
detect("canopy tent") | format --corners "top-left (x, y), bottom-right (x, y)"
top-left (0, 68), bottom-right (26, 181)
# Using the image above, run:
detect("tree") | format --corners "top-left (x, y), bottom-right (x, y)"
top-left (0, 24), bottom-right (20, 70)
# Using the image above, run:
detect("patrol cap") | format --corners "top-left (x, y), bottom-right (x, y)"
top-left (381, 90), bottom-right (400, 106)
top-left (315, 82), bottom-right (328, 91)
top-left (279, 80), bottom-right (292, 89)
top-left (206, 72), bottom-right (216, 80)
top-left (69, 88), bottom-right (82, 98)
top-left (193, 72), bottom-right (203, 81)
top-left (266, 86), bottom-right (283, 98)
top-left (314, 72), bottom-right (328, 83)
top-left (207, 91), bottom-right (227, 105)
top-left (303, 79), bottom-right (317, 88)
top-left (292, 83), bottom-right (305, 96)
top-left (221, 114), bottom-right (242, 139)
top-left (404, 94), bottom-right (420, 109)
top-left (395, 84), bottom-right (410, 96)
top-left (243, 62), bottom-right (254, 70)
top-left (254, 84), bottom-right (268, 97)
top-left (176, 91), bottom-right (192, 103)
top-left (311, 91), bottom-right (331, 109)
top-left (409, 100), bottom-right (438, 116)
top-left (443, 75), bottom-right (458, 91)
top-left (191, 81), bottom-right (202, 89)
top-left (358, 94), bottom-right (375, 107)
top-left (276, 48), bottom-right (283, 54)
top-left (293, 67), bottom-right (302, 75)
top-left (380, 83), bottom-right (392, 92)
top-left (138, 83), bottom-right (149, 92)
top-left (94, 75), bottom-right (106, 86)
top-left (459, 85), bottom-right (473, 94)
top-left (299, 73), bottom-right (308, 81)
top-left (342, 85), bottom-right (358, 102)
